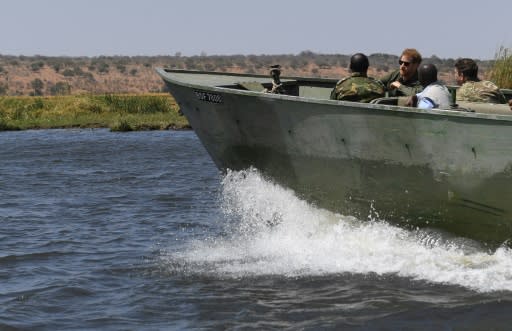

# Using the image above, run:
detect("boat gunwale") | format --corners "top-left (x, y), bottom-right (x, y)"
top-left (156, 68), bottom-right (512, 122)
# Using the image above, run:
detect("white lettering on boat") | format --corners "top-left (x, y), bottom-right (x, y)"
top-left (194, 90), bottom-right (223, 104)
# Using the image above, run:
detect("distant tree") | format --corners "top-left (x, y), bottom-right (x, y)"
top-left (299, 50), bottom-right (316, 58)
top-left (376, 64), bottom-right (389, 72)
top-left (82, 72), bottom-right (96, 82)
top-left (427, 55), bottom-right (443, 65)
top-left (185, 58), bottom-right (197, 69)
top-left (31, 79), bottom-right (44, 96)
top-left (238, 62), bottom-right (247, 70)
top-left (204, 63), bottom-right (216, 71)
top-left (62, 69), bottom-right (75, 77)
top-left (130, 68), bottom-right (138, 76)
top-left (50, 81), bottom-right (71, 95)
top-left (440, 58), bottom-right (455, 72)
top-left (116, 64), bottom-right (126, 73)
top-left (314, 58), bottom-right (330, 69)
top-left (444, 58), bottom-right (455, 67)
top-left (232, 55), bottom-right (247, 68)
top-left (98, 62), bottom-right (109, 73)
top-left (73, 66), bottom-right (84, 76)
top-left (289, 58), bottom-right (300, 70)
top-left (30, 61), bottom-right (44, 72)
top-left (213, 57), bottom-right (229, 68)
top-left (52, 63), bottom-right (63, 73)
top-left (0, 83), bottom-right (7, 95)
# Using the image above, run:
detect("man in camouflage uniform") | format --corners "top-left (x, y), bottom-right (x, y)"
top-left (454, 58), bottom-right (507, 104)
top-left (379, 48), bottom-right (423, 97)
top-left (330, 53), bottom-right (385, 103)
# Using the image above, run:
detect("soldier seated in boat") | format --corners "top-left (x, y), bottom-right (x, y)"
top-left (407, 64), bottom-right (451, 109)
top-left (454, 58), bottom-right (507, 104)
top-left (379, 48), bottom-right (423, 97)
top-left (330, 53), bottom-right (385, 103)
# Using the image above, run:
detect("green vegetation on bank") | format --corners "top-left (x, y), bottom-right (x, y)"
top-left (0, 93), bottom-right (189, 131)
top-left (490, 47), bottom-right (512, 89)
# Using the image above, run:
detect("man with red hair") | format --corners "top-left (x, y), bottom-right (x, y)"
top-left (379, 48), bottom-right (424, 97)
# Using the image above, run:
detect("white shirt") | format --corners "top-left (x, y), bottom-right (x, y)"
top-left (416, 82), bottom-right (452, 109)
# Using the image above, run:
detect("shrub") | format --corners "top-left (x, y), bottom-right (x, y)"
top-left (30, 79), bottom-right (44, 96)
top-left (30, 61), bottom-right (44, 72)
top-left (51, 62), bottom-right (64, 73)
top-left (50, 82), bottom-right (71, 95)
top-left (62, 69), bottom-right (75, 77)
top-left (0, 118), bottom-right (19, 130)
top-left (98, 62), bottom-right (109, 73)
top-left (110, 120), bottom-right (133, 132)
top-left (0, 83), bottom-right (7, 95)
top-left (116, 64), bottom-right (126, 73)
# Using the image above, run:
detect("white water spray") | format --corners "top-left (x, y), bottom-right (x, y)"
top-left (164, 168), bottom-right (512, 293)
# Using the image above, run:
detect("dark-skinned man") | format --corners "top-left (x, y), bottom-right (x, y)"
top-left (407, 64), bottom-right (451, 109)
top-left (330, 53), bottom-right (385, 103)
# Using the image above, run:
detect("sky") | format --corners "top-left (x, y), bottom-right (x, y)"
top-left (1, 0), bottom-right (511, 60)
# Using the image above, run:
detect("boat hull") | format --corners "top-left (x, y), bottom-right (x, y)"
top-left (158, 69), bottom-right (512, 248)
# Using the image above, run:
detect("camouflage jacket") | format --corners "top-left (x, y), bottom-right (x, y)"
top-left (378, 69), bottom-right (423, 97)
top-left (456, 80), bottom-right (507, 104)
top-left (330, 73), bottom-right (385, 103)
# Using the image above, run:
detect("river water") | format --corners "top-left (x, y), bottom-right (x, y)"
top-left (1, 129), bottom-right (512, 330)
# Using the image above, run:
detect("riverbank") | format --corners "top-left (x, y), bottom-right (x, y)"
top-left (1, 53), bottom-right (492, 96)
top-left (0, 93), bottom-right (189, 131)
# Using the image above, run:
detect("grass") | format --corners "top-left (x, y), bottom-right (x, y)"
top-left (490, 46), bottom-right (512, 89)
top-left (0, 93), bottom-right (189, 131)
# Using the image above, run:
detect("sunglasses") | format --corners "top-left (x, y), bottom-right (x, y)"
top-left (399, 60), bottom-right (411, 67)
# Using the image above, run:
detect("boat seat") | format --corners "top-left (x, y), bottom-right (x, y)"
top-left (371, 96), bottom-right (423, 107)
top-left (455, 101), bottom-right (512, 114)
top-left (370, 97), bottom-right (398, 105)
top-left (370, 97), bottom-right (409, 106)
top-left (370, 97), bottom-right (511, 114)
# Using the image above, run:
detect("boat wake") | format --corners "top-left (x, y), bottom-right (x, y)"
top-left (162, 168), bottom-right (512, 293)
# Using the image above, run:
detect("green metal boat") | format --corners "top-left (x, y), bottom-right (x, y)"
top-left (156, 68), bottom-right (512, 248)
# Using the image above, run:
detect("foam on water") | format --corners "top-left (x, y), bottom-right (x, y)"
top-left (163, 168), bottom-right (512, 293)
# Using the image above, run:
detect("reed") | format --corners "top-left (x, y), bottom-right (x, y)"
top-left (490, 46), bottom-right (512, 89)
top-left (0, 93), bottom-right (189, 131)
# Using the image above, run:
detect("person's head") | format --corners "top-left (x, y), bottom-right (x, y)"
top-left (454, 58), bottom-right (479, 85)
top-left (349, 53), bottom-right (369, 75)
top-left (418, 64), bottom-right (438, 87)
top-left (399, 48), bottom-right (422, 81)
